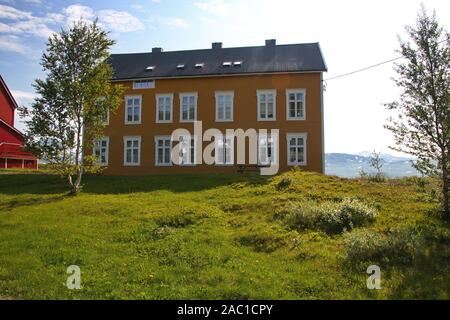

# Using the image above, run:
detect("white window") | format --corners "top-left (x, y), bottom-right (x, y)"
top-left (286, 89), bottom-right (306, 120)
top-left (215, 134), bottom-right (234, 165)
top-left (93, 137), bottom-right (109, 166)
top-left (176, 135), bottom-right (196, 166)
top-left (133, 79), bottom-right (155, 89)
top-left (287, 133), bottom-right (307, 166)
top-left (258, 134), bottom-right (275, 165)
top-left (125, 95), bottom-right (142, 124)
top-left (155, 136), bottom-right (172, 166)
top-left (179, 92), bottom-right (197, 122)
top-left (123, 136), bottom-right (141, 166)
top-left (215, 91), bottom-right (234, 122)
top-left (102, 109), bottom-right (109, 125)
top-left (156, 94), bottom-right (173, 123)
top-left (257, 90), bottom-right (276, 121)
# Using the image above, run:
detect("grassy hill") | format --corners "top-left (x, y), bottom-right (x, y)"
top-left (0, 169), bottom-right (449, 299)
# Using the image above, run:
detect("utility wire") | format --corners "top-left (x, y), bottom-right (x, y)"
top-left (323, 56), bottom-right (403, 81)
top-left (323, 39), bottom-right (448, 82)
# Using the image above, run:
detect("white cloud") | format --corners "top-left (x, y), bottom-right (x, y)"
top-left (130, 4), bottom-right (144, 11)
top-left (0, 35), bottom-right (28, 53)
top-left (61, 5), bottom-right (145, 33)
top-left (46, 13), bottom-right (65, 24)
top-left (24, 0), bottom-right (42, 4)
top-left (158, 17), bottom-right (189, 29)
top-left (98, 10), bottom-right (145, 32)
top-left (0, 20), bottom-right (54, 38)
top-left (62, 4), bottom-right (95, 25)
top-left (0, 4), bottom-right (33, 20)
top-left (0, 4), bottom-right (145, 46)
top-left (194, 0), bottom-right (230, 15)
top-left (0, 5), bottom-right (60, 39)
top-left (10, 90), bottom-right (36, 100)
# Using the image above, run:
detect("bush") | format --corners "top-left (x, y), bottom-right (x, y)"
top-left (276, 177), bottom-right (292, 190)
top-left (238, 233), bottom-right (286, 253)
top-left (237, 227), bottom-right (288, 253)
top-left (344, 229), bottom-right (421, 266)
top-left (155, 213), bottom-right (195, 228)
top-left (284, 198), bottom-right (377, 234)
top-left (154, 205), bottom-right (218, 228)
top-left (359, 169), bottom-right (386, 182)
top-left (220, 203), bottom-right (244, 213)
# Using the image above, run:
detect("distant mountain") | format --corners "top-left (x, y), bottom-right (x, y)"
top-left (325, 153), bottom-right (420, 178)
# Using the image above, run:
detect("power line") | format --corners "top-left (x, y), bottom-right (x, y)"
top-left (323, 56), bottom-right (403, 81)
top-left (323, 38), bottom-right (448, 82)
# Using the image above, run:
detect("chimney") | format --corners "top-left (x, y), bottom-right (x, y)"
top-left (152, 47), bottom-right (163, 53)
top-left (265, 39), bottom-right (276, 47)
top-left (212, 42), bottom-right (222, 50)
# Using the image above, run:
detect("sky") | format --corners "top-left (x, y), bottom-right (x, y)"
top-left (0, 0), bottom-right (449, 155)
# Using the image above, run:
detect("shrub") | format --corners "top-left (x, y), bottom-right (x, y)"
top-left (344, 229), bottom-right (421, 266)
top-left (238, 233), bottom-right (286, 253)
top-left (237, 227), bottom-right (288, 253)
top-left (284, 198), bottom-right (377, 234)
top-left (154, 205), bottom-right (218, 228)
top-left (359, 169), bottom-right (386, 182)
top-left (276, 177), bottom-right (292, 190)
top-left (155, 212), bottom-right (196, 228)
top-left (221, 203), bottom-right (243, 213)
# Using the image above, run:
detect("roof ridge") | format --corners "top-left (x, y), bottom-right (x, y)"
top-left (111, 42), bottom-right (320, 56)
top-left (0, 118), bottom-right (23, 136)
top-left (110, 42), bottom-right (327, 79)
top-left (0, 75), bottom-right (19, 110)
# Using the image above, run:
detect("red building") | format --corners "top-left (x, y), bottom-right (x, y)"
top-left (0, 75), bottom-right (37, 169)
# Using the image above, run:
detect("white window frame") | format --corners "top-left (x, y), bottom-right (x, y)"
top-left (175, 135), bottom-right (197, 166)
top-left (257, 133), bottom-right (276, 166)
top-left (124, 95), bottom-right (142, 125)
top-left (155, 94), bottom-right (173, 123)
top-left (286, 89), bottom-right (306, 120)
top-left (215, 91), bottom-right (234, 122)
top-left (215, 134), bottom-right (234, 165)
top-left (123, 136), bottom-right (141, 166)
top-left (102, 109), bottom-right (109, 125)
top-left (93, 137), bottom-right (109, 166)
top-left (257, 89), bottom-right (277, 121)
top-left (133, 79), bottom-right (155, 89)
top-left (179, 92), bottom-right (198, 123)
top-left (286, 133), bottom-right (307, 166)
top-left (154, 135), bottom-right (172, 166)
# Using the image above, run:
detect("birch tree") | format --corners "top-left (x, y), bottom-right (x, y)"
top-left (385, 7), bottom-right (449, 218)
top-left (21, 20), bottom-right (123, 195)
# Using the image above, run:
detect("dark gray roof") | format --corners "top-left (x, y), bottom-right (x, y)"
top-left (110, 42), bottom-right (327, 80)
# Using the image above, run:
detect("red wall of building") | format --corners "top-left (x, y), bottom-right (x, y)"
top-left (0, 85), bottom-right (15, 126)
top-left (0, 158), bottom-right (37, 169)
top-left (0, 122), bottom-right (23, 144)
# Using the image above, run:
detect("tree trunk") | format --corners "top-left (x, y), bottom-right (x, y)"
top-left (69, 166), bottom-right (83, 195)
top-left (442, 164), bottom-right (449, 220)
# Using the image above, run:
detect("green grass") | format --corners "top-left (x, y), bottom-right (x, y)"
top-left (0, 169), bottom-right (449, 299)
